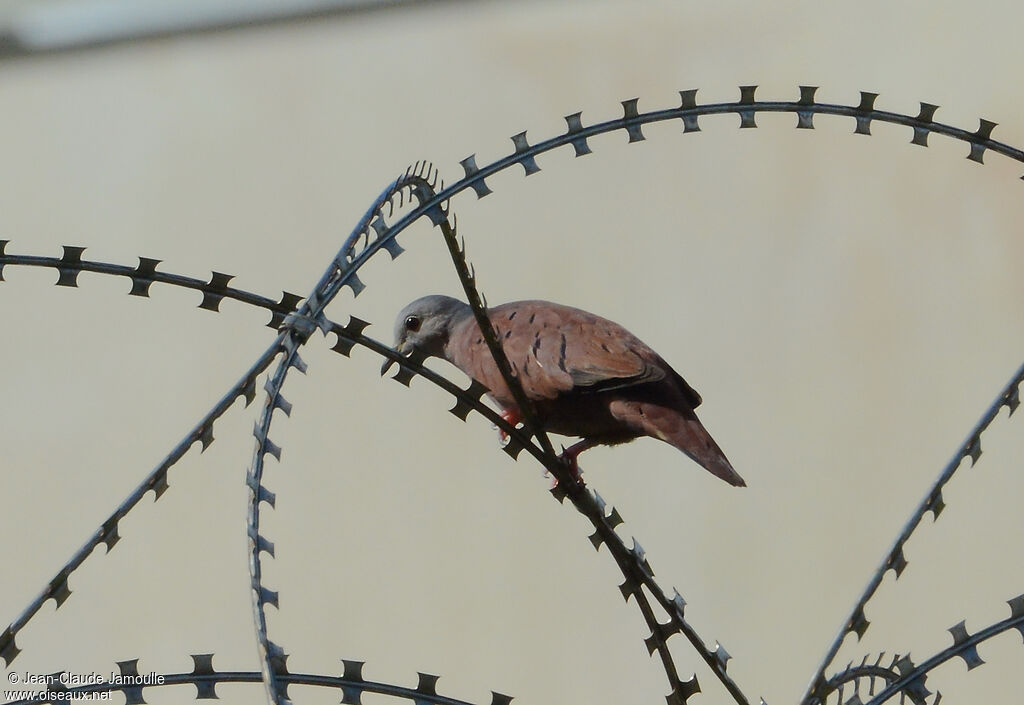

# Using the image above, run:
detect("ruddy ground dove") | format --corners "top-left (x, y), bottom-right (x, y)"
top-left (383, 295), bottom-right (744, 487)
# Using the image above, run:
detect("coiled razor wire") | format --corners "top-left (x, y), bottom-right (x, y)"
top-left (1, 87), bottom-right (1024, 705)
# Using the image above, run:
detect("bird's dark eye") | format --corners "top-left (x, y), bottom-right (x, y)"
top-left (404, 315), bottom-right (421, 332)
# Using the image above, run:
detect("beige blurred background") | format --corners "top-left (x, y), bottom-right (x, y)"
top-left (2, 1), bottom-right (1024, 704)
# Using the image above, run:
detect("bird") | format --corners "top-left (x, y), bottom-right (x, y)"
top-left (381, 294), bottom-right (744, 487)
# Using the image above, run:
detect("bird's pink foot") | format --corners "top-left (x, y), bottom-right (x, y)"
top-left (551, 440), bottom-right (595, 487)
top-left (495, 407), bottom-right (523, 446)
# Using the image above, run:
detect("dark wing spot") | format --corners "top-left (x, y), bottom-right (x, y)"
top-left (508, 310), bottom-right (517, 320)
top-left (601, 343), bottom-right (610, 352)
top-left (476, 337), bottom-right (483, 344)
top-left (529, 313), bottom-right (536, 324)
top-left (557, 334), bottom-right (568, 373)
top-left (522, 357), bottom-right (531, 376)
top-left (504, 330), bottom-right (512, 339)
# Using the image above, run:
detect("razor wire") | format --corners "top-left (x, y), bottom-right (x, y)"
top-left (2, 87), bottom-right (1024, 705)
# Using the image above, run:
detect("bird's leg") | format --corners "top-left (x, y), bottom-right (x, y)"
top-left (495, 406), bottom-right (523, 446)
top-left (552, 439), bottom-right (597, 487)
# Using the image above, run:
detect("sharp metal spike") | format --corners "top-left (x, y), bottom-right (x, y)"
top-left (500, 434), bottom-right (524, 460)
top-left (290, 352), bottom-right (308, 374)
top-left (330, 329), bottom-right (358, 357)
top-left (1, 628), bottom-right (22, 667)
top-left (592, 490), bottom-right (607, 516)
top-left (606, 507), bottom-right (623, 529)
top-left (948, 620), bottom-right (985, 670)
top-left (416, 672), bottom-right (440, 697)
top-left (927, 489), bottom-right (945, 520)
top-left (150, 473), bottom-right (170, 500)
top-left (891, 654), bottom-right (932, 705)
top-left (510, 132), bottom-right (540, 175)
top-left (631, 538), bottom-right (646, 564)
top-left (198, 271), bottom-right (235, 311)
top-left (56, 245), bottom-right (86, 287)
top-left (967, 119), bottom-right (997, 163)
top-left (344, 273), bottom-right (366, 298)
top-left (621, 98), bottom-right (645, 142)
top-left (1007, 594), bottom-right (1024, 619)
top-left (189, 654), bottom-right (218, 700)
top-left (564, 111), bottom-right (592, 156)
top-left (849, 605), bottom-right (870, 639)
top-left (911, 103), bottom-right (939, 146)
top-left (854, 92), bottom-right (879, 135)
top-left (261, 437), bottom-right (282, 461)
top-left (447, 397), bottom-right (475, 421)
top-left (671, 589), bottom-right (687, 615)
top-left (256, 534), bottom-right (275, 558)
top-left (888, 545), bottom-right (909, 578)
top-left (1006, 385), bottom-right (1020, 415)
top-left (796, 85), bottom-right (818, 128)
top-left (258, 484), bottom-right (276, 509)
top-left (116, 659), bottom-right (146, 705)
top-left (195, 422), bottom-right (215, 452)
top-left (266, 642), bottom-right (289, 671)
top-left (679, 89), bottom-right (701, 132)
top-left (48, 571), bottom-right (72, 608)
top-left (738, 85), bottom-right (758, 128)
top-left (667, 674), bottom-right (700, 705)
top-left (241, 375), bottom-right (258, 407)
top-left (268, 291), bottom-right (304, 329)
top-left (712, 641), bottom-right (731, 670)
top-left (273, 395), bottom-right (292, 417)
top-left (381, 236), bottom-right (404, 260)
top-left (370, 215), bottom-right (388, 238)
top-left (101, 517), bottom-right (120, 553)
top-left (464, 379), bottom-right (490, 401)
top-left (260, 587), bottom-right (280, 609)
top-left (588, 529), bottom-right (604, 551)
top-left (643, 621), bottom-right (673, 655)
top-left (128, 257), bottom-right (161, 297)
top-left (490, 692), bottom-right (513, 705)
top-left (459, 154), bottom-right (492, 199)
top-left (965, 436), bottom-right (982, 465)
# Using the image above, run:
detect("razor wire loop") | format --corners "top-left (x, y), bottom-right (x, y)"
top-left (802, 360), bottom-right (1024, 705)
top-left (245, 162), bottom-right (464, 705)
top-left (1, 86), bottom-right (1024, 705)
top-left (2, 251), bottom-right (1020, 705)
top-left (0, 654), bottom-right (512, 705)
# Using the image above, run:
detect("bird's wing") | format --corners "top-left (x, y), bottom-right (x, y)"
top-left (486, 301), bottom-right (670, 400)
top-left (448, 300), bottom-right (702, 407)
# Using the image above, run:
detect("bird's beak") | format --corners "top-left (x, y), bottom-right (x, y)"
top-left (380, 341), bottom-right (407, 376)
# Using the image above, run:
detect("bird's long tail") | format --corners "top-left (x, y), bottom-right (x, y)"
top-left (618, 401), bottom-right (746, 487)
top-left (673, 413), bottom-right (745, 487)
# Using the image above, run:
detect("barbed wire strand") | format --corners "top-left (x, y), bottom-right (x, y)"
top-left (801, 361), bottom-right (1024, 704)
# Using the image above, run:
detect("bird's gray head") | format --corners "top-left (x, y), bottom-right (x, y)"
top-left (381, 294), bottom-right (471, 375)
